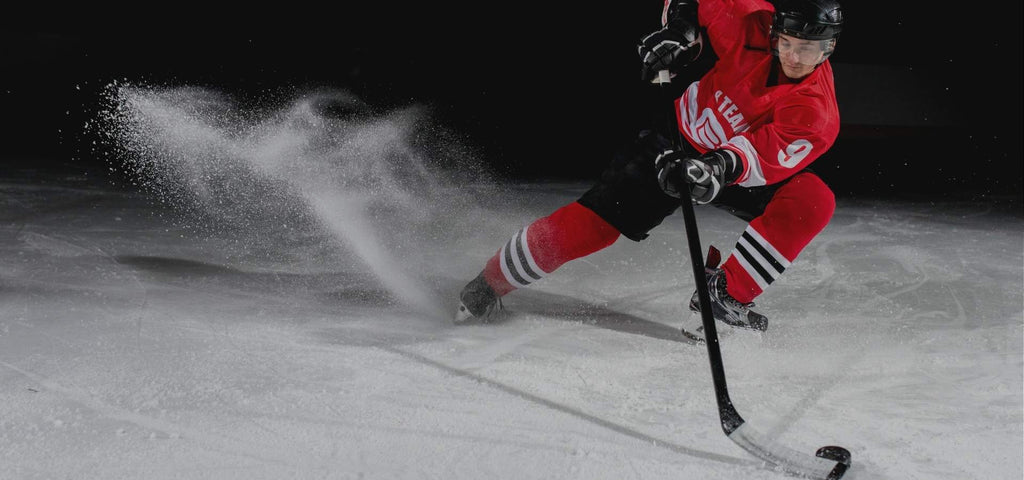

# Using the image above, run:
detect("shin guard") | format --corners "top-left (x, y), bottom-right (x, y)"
top-left (721, 173), bottom-right (835, 303)
top-left (482, 202), bottom-right (620, 296)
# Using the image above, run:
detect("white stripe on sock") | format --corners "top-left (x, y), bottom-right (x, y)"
top-left (744, 226), bottom-right (791, 268)
top-left (736, 236), bottom-right (782, 280)
top-left (507, 231), bottom-right (536, 283)
top-left (498, 242), bottom-right (531, 288)
top-left (518, 225), bottom-right (547, 278)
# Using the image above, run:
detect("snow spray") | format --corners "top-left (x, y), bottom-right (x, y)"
top-left (92, 82), bottom-right (492, 319)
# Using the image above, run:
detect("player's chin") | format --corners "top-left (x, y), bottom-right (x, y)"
top-left (782, 64), bottom-right (811, 77)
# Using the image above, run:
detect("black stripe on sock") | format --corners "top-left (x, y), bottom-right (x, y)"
top-left (741, 231), bottom-right (785, 275)
top-left (514, 229), bottom-right (543, 281)
top-left (503, 238), bottom-right (530, 286)
top-left (736, 243), bottom-right (775, 285)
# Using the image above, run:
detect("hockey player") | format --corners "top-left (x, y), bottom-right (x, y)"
top-left (455, 0), bottom-right (844, 342)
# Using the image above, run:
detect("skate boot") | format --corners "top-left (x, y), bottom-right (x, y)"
top-left (454, 272), bottom-right (503, 323)
top-left (680, 246), bottom-right (768, 343)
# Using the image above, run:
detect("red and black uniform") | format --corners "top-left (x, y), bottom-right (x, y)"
top-left (480, 0), bottom-right (838, 304)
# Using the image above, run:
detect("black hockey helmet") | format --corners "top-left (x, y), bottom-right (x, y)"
top-left (771, 0), bottom-right (843, 41)
top-left (770, 0), bottom-right (842, 65)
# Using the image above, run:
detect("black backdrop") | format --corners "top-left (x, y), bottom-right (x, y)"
top-left (2, 2), bottom-right (1021, 206)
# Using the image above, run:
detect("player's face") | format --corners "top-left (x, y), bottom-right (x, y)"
top-left (772, 33), bottom-right (833, 79)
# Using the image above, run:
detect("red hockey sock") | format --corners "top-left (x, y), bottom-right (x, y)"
top-left (721, 173), bottom-right (835, 303)
top-left (482, 201), bottom-right (621, 296)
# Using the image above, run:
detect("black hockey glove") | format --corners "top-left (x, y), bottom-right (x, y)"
top-left (654, 149), bottom-right (742, 204)
top-left (638, 16), bottom-right (703, 82)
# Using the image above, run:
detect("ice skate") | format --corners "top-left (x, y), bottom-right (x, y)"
top-left (680, 247), bottom-right (768, 343)
top-left (453, 272), bottom-right (503, 323)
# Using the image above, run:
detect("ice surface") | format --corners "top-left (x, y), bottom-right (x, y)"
top-left (1, 86), bottom-right (1021, 480)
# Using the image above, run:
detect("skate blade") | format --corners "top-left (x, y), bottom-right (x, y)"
top-left (681, 311), bottom-right (748, 343)
top-left (679, 311), bottom-right (708, 343)
top-left (453, 302), bottom-right (474, 324)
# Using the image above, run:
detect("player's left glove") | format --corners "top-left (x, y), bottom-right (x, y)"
top-left (654, 149), bottom-right (742, 204)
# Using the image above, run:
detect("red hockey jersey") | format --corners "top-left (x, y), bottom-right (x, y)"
top-left (675, 0), bottom-right (840, 187)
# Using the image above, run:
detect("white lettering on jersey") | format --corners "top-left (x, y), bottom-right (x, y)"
top-left (778, 139), bottom-right (812, 168)
top-left (714, 90), bottom-right (748, 132)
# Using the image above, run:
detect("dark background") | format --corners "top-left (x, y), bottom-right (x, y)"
top-left (2, 2), bottom-right (1021, 207)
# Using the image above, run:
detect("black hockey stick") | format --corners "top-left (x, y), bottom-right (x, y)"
top-left (654, 70), bottom-right (851, 480)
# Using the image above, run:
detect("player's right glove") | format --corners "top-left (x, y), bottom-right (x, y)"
top-left (654, 148), bottom-right (742, 204)
top-left (638, 17), bottom-right (703, 82)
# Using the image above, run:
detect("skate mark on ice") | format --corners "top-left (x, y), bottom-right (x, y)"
top-left (10, 232), bottom-right (155, 344)
top-left (364, 343), bottom-right (757, 469)
top-left (509, 290), bottom-right (697, 345)
top-left (445, 323), bottom-right (578, 371)
top-left (764, 347), bottom-right (863, 440)
top-left (0, 195), bottom-right (110, 224)
top-left (18, 231), bottom-right (97, 257)
top-left (0, 360), bottom-right (306, 469)
top-left (604, 285), bottom-right (687, 311)
top-left (311, 329), bottom-right (755, 469)
top-left (116, 254), bottom-right (394, 307)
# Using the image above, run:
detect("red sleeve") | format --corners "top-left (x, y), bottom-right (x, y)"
top-left (727, 87), bottom-right (840, 186)
top-left (698, 0), bottom-right (775, 56)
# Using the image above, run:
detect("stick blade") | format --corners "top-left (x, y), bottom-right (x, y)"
top-left (728, 422), bottom-right (851, 479)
